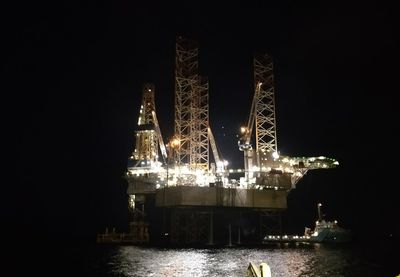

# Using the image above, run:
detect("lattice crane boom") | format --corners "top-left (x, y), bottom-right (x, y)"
top-left (238, 82), bottom-right (261, 151)
top-left (151, 111), bottom-right (167, 164)
top-left (208, 127), bottom-right (221, 165)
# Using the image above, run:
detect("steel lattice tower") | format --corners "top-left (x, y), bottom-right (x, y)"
top-left (139, 83), bottom-right (156, 125)
top-left (174, 37), bottom-right (209, 170)
top-left (254, 53), bottom-right (278, 153)
top-left (190, 76), bottom-right (209, 170)
top-left (133, 83), bottom-right (158, 162)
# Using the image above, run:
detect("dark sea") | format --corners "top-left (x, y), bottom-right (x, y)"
top-left (7, 239), bottom-right (398, 276)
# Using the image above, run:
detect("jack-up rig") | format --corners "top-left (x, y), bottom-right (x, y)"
top-left (106, 37), bottom-right (339, 246)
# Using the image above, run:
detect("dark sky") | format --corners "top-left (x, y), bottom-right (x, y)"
top-left (5, 1), bottom-right (398, 243)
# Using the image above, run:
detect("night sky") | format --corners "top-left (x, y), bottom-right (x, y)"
top-left (6, 1), bottom-right (398, 244)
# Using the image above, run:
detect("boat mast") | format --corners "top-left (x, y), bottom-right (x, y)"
top-left (317, 203), bottom-right (322, 221)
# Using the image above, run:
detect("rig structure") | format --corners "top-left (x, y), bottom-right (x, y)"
top-left (120, 37), bottom-right (338, 246)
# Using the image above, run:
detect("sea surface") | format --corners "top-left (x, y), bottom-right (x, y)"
top-left (6, 240), bottom-right (398, 276)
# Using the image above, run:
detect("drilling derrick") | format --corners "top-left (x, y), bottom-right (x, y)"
top-left (174, 37), bottom-right (209, 172)
top-left (125, 83), bottom-right (163, 244)
top-left (133, 83), bottom-right (158, 165)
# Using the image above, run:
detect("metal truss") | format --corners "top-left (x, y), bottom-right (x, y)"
top-left (169, 208), bottom-right (211, 245)
top-left (254, 53), bottom-right (278, 153)
top-left (174, 37), bottom-right (209, 170)
top-left (133, 83), bottom-right (158, 162)
top-left (190, 77), bottom-right (209, 170)
top-left (259, 210), bottom-right (282, 239)
top-left (141, 83), bottom-right (156, 125)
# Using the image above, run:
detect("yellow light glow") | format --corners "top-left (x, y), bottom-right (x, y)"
top-left (171, 138), bottom-right (180, 148)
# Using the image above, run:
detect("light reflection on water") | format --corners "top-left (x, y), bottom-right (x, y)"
top-left (106, 244), bottom-right (351, 277)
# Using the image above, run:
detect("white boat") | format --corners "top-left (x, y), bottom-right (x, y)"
top-left (262, 203), bottom-right (351, 244)
top-left (305, 203), bottom-right (351, 243)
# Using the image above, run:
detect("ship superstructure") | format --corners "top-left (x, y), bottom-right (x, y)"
top-left (124, 37), bottom-right (339, 246)
top-left (307, 203), bottom-right (351, 243)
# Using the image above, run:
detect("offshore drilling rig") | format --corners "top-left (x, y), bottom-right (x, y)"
top-left (123, 37), bottom-right (338, 246)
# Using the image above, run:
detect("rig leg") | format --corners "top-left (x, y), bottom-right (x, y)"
top-left (208, 210), bottom-right (214, 245)
top-left (228, 223), bottom-right (232, 246)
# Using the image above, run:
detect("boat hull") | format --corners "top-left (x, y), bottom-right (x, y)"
top-left (309, 228), bottom-right (351, 243)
